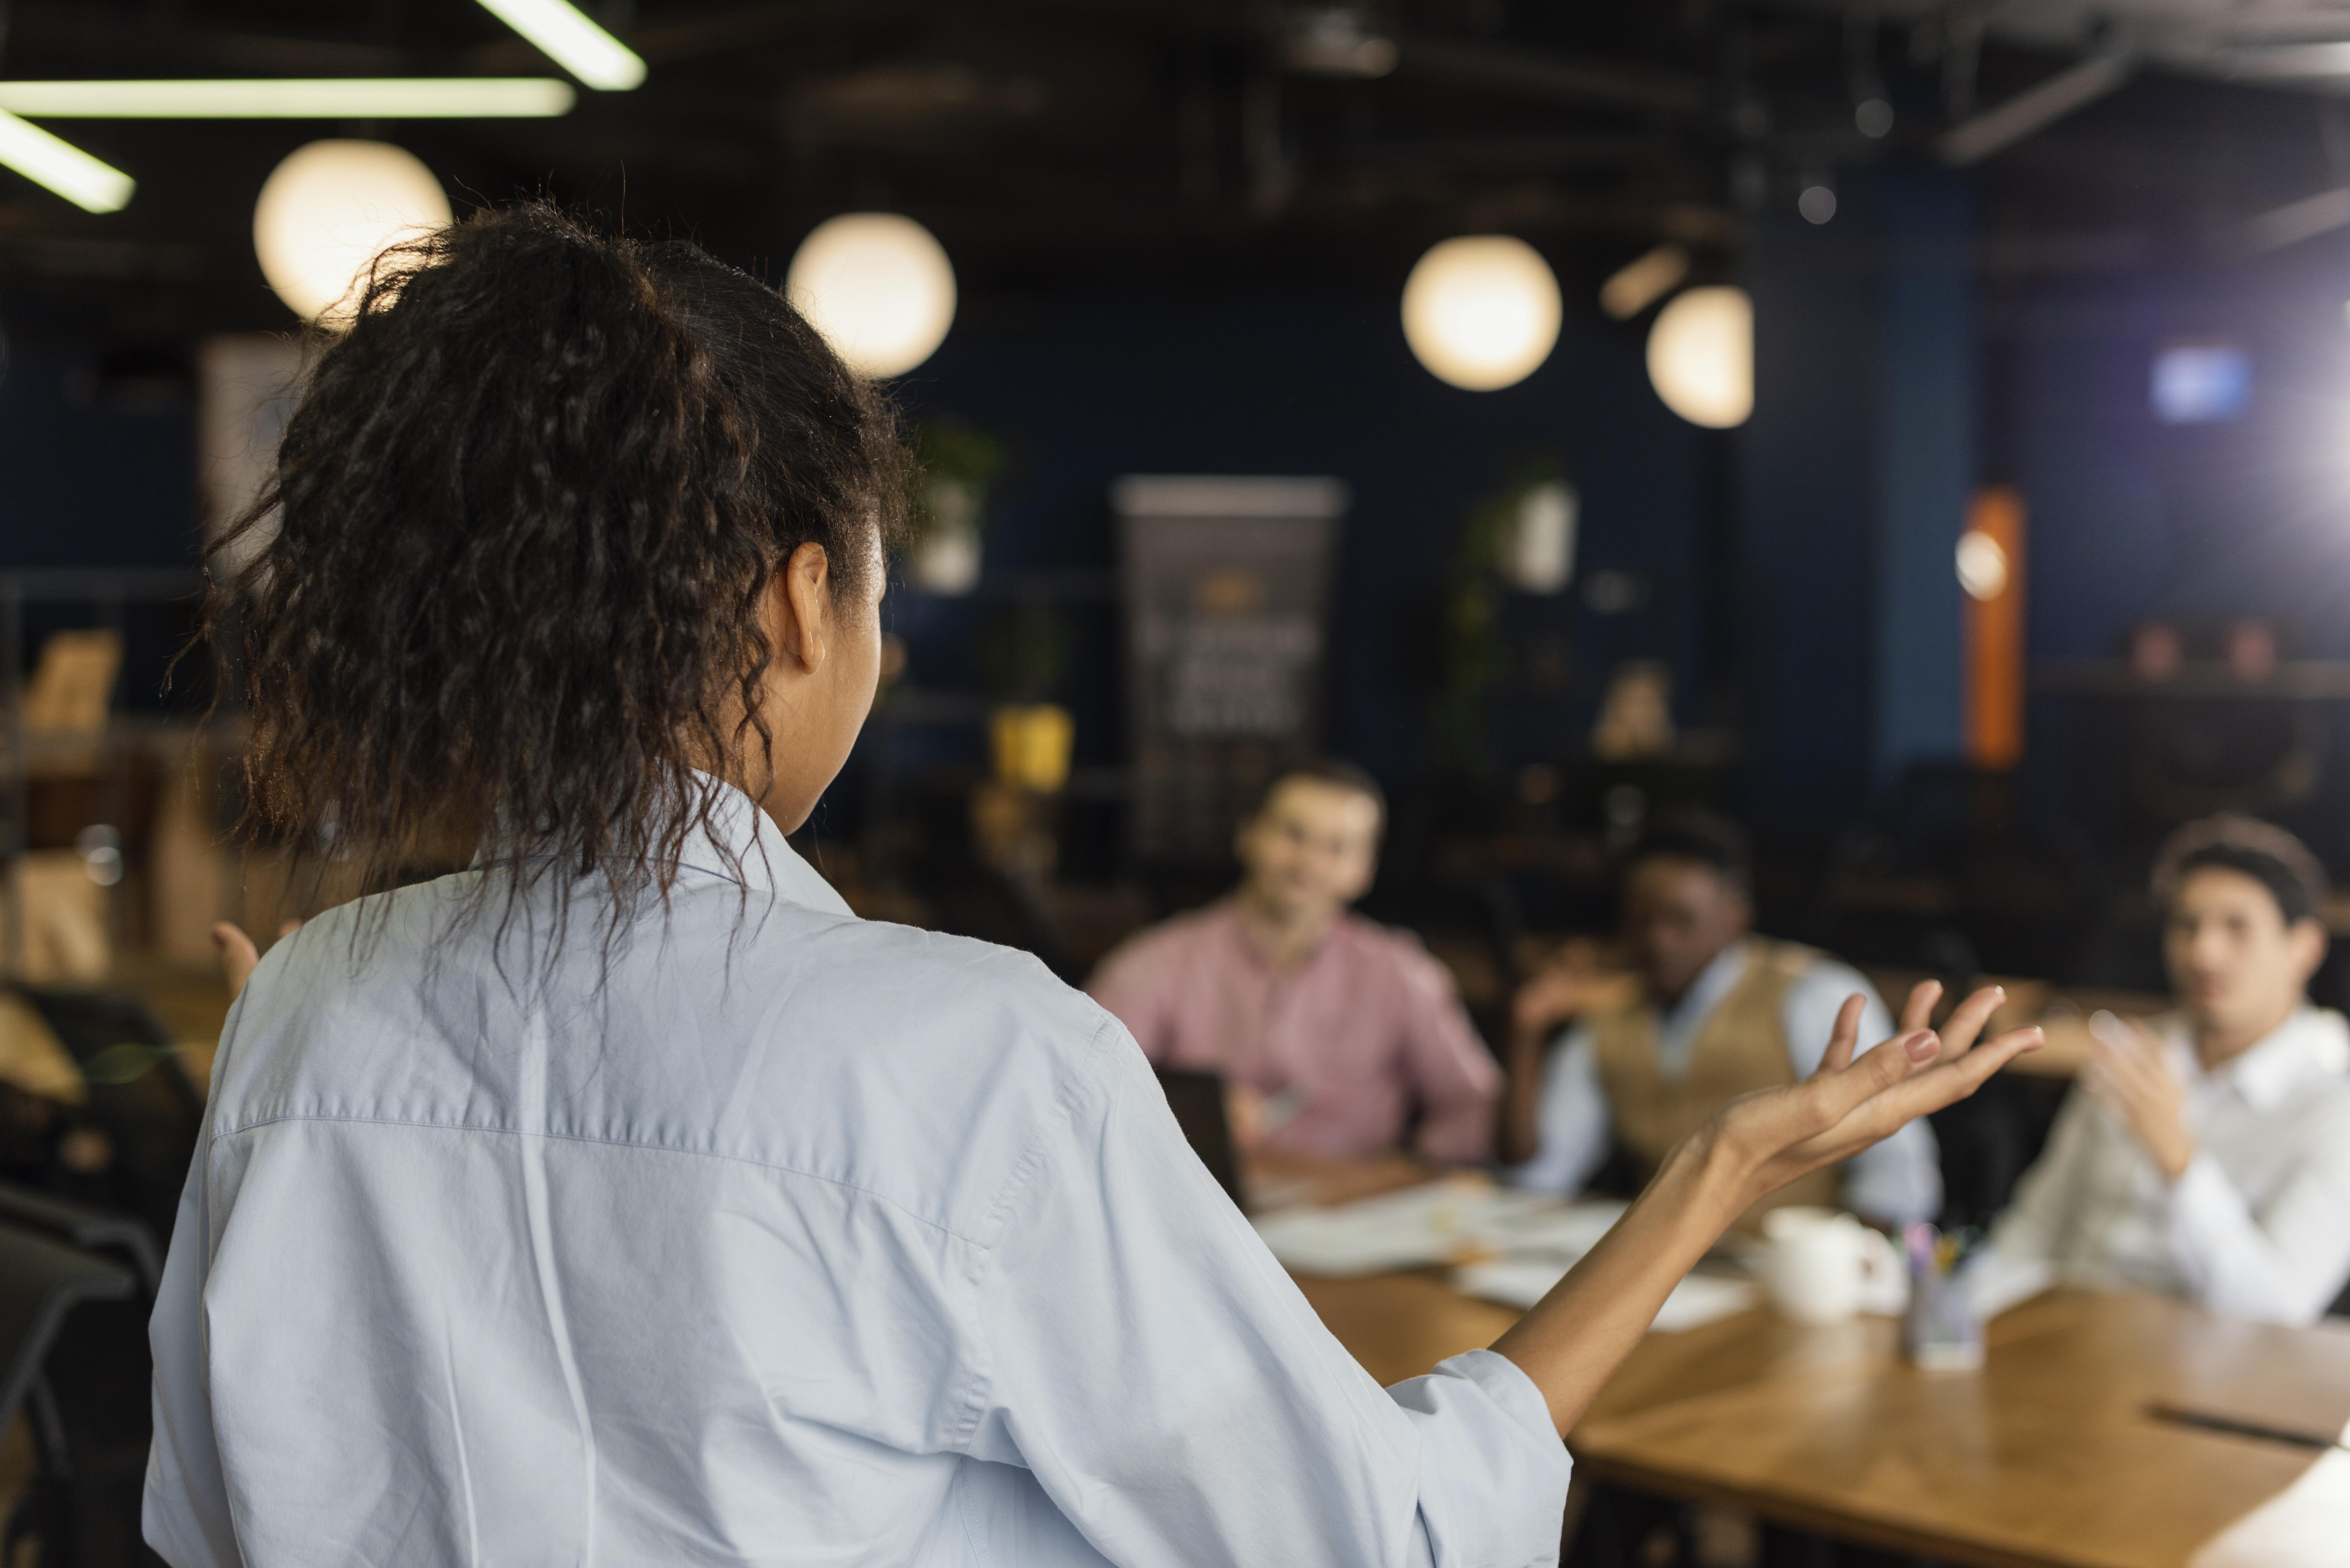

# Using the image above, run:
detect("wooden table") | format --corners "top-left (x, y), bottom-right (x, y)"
top-left (1294, 1276), bottom-right (2350, 1568)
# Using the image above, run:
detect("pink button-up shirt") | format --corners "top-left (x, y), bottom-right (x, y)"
top-left (1087, 900), bottom-right (1500, 1162)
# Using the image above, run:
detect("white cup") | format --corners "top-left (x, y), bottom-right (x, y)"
top-left (1760, 1207), bottom-right (1901, 1324)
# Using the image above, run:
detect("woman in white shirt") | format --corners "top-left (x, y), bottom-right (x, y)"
top-left (145, 204), bottom-right (2040, 1568)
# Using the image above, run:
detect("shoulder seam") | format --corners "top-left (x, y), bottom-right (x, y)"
top-left (210, 1111), bottom-right (987, 1245)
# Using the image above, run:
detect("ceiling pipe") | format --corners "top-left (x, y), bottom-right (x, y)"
top-left (1937, 48), bottom-right (2134, 166)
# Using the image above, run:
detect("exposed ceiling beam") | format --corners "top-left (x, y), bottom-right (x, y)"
top-left (1937, 49), bottom-right (2135, 166)
top-left (2219, 185), bottom-right (2350, 259)
top-left (1395, 37), bottom-right (1710, 120)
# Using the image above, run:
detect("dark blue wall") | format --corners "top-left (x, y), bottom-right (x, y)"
top-left (1741, 167), bottom-right (1977, 835)
top-left (889, 284), bottom-right (1714, 791)
top-left (0, 312), bottom-right (197, 568)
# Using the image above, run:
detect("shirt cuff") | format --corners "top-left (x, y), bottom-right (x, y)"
top-left (2165, 1152), bottom-right (2249, 1290)
top-left (1385, 1349), bottom-right (1571, 1567)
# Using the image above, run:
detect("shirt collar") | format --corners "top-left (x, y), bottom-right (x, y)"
top-left (1660, 938), bottom-right (1751, 1031)
top-left (2172, 1005), bottom-right (2350, 1111)
top-left (677, 770), bottom-right (855, 918)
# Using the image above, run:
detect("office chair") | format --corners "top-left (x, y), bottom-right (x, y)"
top-left (0, 1222), bottom-right (142, 1568)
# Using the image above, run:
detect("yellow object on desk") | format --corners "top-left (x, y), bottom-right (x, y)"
top-left (987, 703), bottom-right (1073, 793)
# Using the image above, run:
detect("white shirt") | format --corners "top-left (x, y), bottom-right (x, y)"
top-left (1505, 941), bottom-right (1941, 1225)
top-left (145, 777), bottom-right (1569, 1567)
top-left (1982, 1006), bottom-right (2350, 1325)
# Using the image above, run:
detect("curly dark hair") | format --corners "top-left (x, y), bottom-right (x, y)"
top-left (198, 202), bottom-right (908, 961)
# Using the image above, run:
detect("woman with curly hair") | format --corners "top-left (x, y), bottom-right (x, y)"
top-left (144, 203), bottom-right (2038, 1567)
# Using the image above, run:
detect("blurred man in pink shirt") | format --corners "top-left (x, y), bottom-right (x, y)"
top-left (1087, 761), bottom-right (1500, 1169)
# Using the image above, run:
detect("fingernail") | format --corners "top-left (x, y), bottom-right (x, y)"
top-left (1905, 1031), bottom-right (1938, 1061)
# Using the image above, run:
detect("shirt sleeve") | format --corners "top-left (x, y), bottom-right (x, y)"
top-left (143, 1023), bottom-right (240, 1566)
top-left (1085, 933), bottom-right (1178, 1064)
top-left (1984, 1084), bottom-right (2098, 1266)
top-left (1502, 1025), bottom-right (1612, 1196)
top-left (1391, 943), bottom-right (1501, 1164)
top-left (966, 1023), bottom-right (1570, 1568)
top-left (2164, 1131), bottom-right (2350, 1326)
top-left (1783, 964), bottom-right (1942, 1225)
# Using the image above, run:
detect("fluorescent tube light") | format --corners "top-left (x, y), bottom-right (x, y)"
top-left (0, 78), bottom-right (576, 118)
top-left (473, 0), bottom-right (647, 91)
top-left (0, 109), bottom-right (133, 212)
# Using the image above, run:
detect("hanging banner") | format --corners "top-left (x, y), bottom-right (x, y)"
top-left (1114, 474), bottom-right (1346, 861)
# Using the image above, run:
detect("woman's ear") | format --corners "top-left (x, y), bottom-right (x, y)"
top-left (770, 543), bottom-right (834, 671)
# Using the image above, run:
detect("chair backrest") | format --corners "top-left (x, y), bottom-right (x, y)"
top-left (0, 1180), bottom-right (161, 1297)
top-left (1155, 1067), bottom-right (1242, 1207)
top-left (0, 1223), bottom-right (135, 1434)
top-left (7, 984), bottom-right (204, 1245)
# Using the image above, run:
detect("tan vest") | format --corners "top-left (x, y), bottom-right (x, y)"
top-left (1592, 937), bottom-right (1842, 1228)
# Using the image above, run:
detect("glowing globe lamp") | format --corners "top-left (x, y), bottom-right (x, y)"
top-left (1401, 235), bottom-right (1562, 391)
top-left (254, 140), bottom-right (451, 325)
top-left (786, 213), bottom-right (957, 378)
top-left (1646, 286), bottom-right (1753, 429)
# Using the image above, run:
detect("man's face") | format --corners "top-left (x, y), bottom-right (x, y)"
top-left (1234, 778), bottom-right (1381, 925)
top-left (2164, 866), bottom-right (2323, 1040)
top-left (1624, 856), bottom-right (1751, 1000)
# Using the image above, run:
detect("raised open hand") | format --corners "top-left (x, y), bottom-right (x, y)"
top-left (1705, 980), bottom-right (2041, 1215)
top-left (2080, 1009), bottom-right (2194, 1181)
top-left (212, 918), bottom-right (302, 1000)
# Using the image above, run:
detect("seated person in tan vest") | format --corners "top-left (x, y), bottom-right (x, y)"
top-left (1498, 809), bottom-right (1941, 1225)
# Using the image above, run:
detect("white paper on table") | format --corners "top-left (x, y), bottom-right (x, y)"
top-left (1252, 1185), bottom-right (1628, 1279)
top-left (1471, 1198), bottom-right (1628, 1260)
top-left (2189, 1426), bottom-right (2350, 1568)
top-left (1451, 1258), bottom-right (1757, 1333)
top-left (1252, 1179), bottom-right (1522, 1276)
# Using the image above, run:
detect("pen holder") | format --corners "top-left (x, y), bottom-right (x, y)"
top-left (1902, 1238), bottom-right (1983, 1372)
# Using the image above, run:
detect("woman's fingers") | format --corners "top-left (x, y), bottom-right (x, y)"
top-left (1781, 1023), bottom-right (2043, 1171)
top-left (1806, 1027), bottom-right (1940, 1131)
top-left (1899, 979), bottom-right (1941, 1036)
top-left (1818, 994), bottom-right (1867, 1074)
top-left (211, 921), bottom-right (262, 998)
top-left (1931, 985), bottom-right (2006, 1061)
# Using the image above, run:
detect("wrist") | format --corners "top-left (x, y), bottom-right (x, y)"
top-left (1654, 1126), bottom-right (1756, 1233)
top-left (2159, 1137), bottom-right (2197, 1184)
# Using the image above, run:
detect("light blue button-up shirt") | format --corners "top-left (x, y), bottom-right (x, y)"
top-left (145, 777), bottom-right (1569, 1567)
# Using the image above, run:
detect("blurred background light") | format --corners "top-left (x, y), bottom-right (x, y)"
top-left (1598, 244), bottom-right (1689, 321)
top-left (474, 0), bottom-right (646, 90)
top-left (1956, 528), bottom-right (2010, 601)
top-left (1276, 5), bottom-right (1399, 78)
top-left (1798, 184), bottom-right (1838, 224)
top-left (2149, 343), bottom-right (2250, 424)
top-left (0, 79), bottom-right (575, 118)
top-left (1500, 480), bottom-right (1578, 593)
top-left (1400, 234), bottom-right (1561, 391)
top-left (1855, 98), bottom-right (1895, 138)
top-left (1646, 286), bottom-right (1753, 428)
top-left (0, 109), bottom-right (133, 212)
top-left (253, 140), bottom-right (451, 324)
top-left (786, 213), bottom-right (957, 378)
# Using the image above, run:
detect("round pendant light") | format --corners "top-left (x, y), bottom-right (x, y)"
top-left (785, 213), bottom-right (957, 378)
top-left (253, 139), bottom-right (450, 325)
top-left (1401, 235), bottom-right (1562, 391)
top-left (1646, 286), bottom-right (1754, 429)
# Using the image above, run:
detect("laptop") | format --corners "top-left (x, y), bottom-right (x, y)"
top-left (1154, 1067), bottom-right (1242, 1207)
